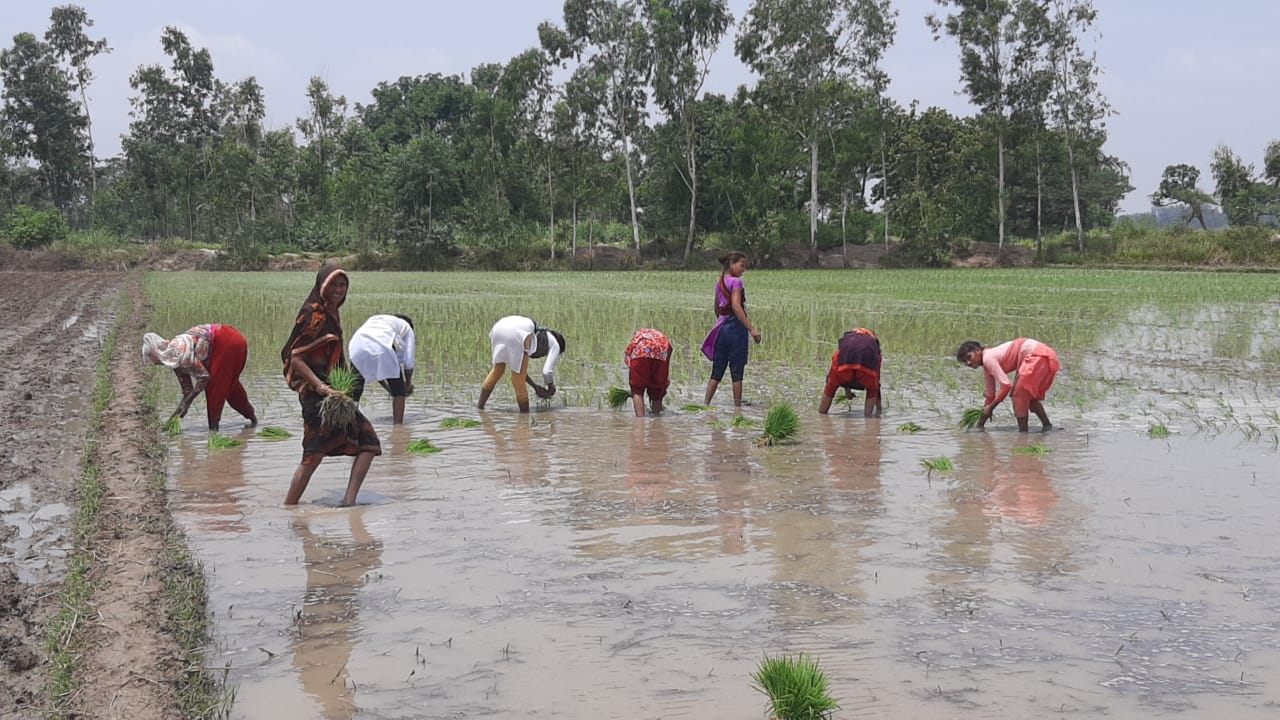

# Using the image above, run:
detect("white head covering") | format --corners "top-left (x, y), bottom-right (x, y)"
top-left (142, 333), bottom-right (170, 365)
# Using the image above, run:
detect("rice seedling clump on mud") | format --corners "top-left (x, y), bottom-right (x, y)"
top-left (439, 418), bottom-right (482, 430)
top-left (759, 403), bottom-right (800, 446)
top-left (731, 415), bottom-right (759, 428)
top-left (959, 408), bottom-right (984, 429)
top-left (1013, 444), bottom-right (1051, 455)
top-left (682, 404), bottom-right (713, 412)
top-left (208, 433), bottom-right (244, 450)
top-left (751, 653), bottom-right (839, 720)
top-left (257, 426), bottom-right (292, 440)
top-left (320, 367), bottom-right (359, 430)
top-left (897, 421), bottom-right (923, 434)
top-left (1148, 424), bottom-right (1171, 438)
top-left (163, 417), bottom-right (182, 435)
top-left (921, 456), bottom-right (954, 473)
top-left (606, 387), bottom-right (631, 410)
top-left (406, 438), bottom-right (442, 455)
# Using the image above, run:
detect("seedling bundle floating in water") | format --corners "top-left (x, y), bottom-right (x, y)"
top-left (439, 418), bottom-right (482, 430)
top-left (751, 653), bottom-right (839, 720)
top-left (1012, 444), bottom-right (1051, 455)
top-left (320, 367), bottom-right (359, 430)
top-left (406, 438), bottom-right (442, 455)
top-left (682, 404), bottom-right (713, 412)
top-left (257, 426), bottom-right (292, 440)
top-left (759, 403), bottom-right (800, 446)
top-left (1148, 424), bottom-right (1171, 438)
top-left (606, 387), bottom-right (630, 410)
top-left (921, 456), bottom-right (954, 474)
top-left (208, 432), bottom-right (243, 450)
top-left (897, 421), bottom-right (923, 434)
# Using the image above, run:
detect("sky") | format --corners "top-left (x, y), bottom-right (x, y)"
top-left (4, 0), bottom-right (1279, 214)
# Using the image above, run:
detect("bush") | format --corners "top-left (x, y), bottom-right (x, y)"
top-left (2, 206), bottom-right (70, 249)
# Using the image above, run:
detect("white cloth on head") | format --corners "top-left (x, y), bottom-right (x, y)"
top-left (349, 314), bottom-right (416, 382)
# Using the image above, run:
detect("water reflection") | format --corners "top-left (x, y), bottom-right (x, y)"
top-left (176, 431), bottom-right (252, 535)
top-left (705, 429), bottom-right (750, 556)
top-left (626, 418), bottom-right (672, 507)
top-left (928, 432), bottom-right (1000, 615)
top-left (290, 510), bottom-right (383, 719)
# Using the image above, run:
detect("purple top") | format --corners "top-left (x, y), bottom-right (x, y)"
top-left (715, 275), bottom-right (745, 312)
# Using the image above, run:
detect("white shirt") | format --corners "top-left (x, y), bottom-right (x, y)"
top-left (349, 314), bottom-right (416, 382)
top-left (489, 315), bottom-right (561, 385)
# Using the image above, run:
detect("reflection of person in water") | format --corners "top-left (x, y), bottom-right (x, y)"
top-left (820, 414), bottom-right (883, 496)
top-left (927, 432), bottom-right (1001, 614)
top-left (291, 510), bottom-right (383, 719)
top-left (176, 433), bottom-right (249, 534)
top-left (626, 419), bottom-right (673, 507)
top-left (705, 430), bottom-right (750, 556)
top-left (480, 414), bottom-right (545, 487)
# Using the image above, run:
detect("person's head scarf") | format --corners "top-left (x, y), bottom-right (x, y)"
top-left (141, 332), bottom-right (172, 366)
top-left (280, 265), bottom-right (348, 384)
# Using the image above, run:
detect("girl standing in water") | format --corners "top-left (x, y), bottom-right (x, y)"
top-left (701, 251), bottom-right (761, 408)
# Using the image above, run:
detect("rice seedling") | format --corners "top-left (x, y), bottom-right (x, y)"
top-left (208, 433), bottom-right (244, 450)
top-left (257, 426), bottom-right (292, 440)
top-left (751, 653), bottom-right (839, 720)
top-left (606, 386), bottom-right (631, 410)
top-left (320, 367), bottom-right (359, 430)
top-left (897, 421), bottom-right (923, 434)
top-left (163, 417), bottom-right (182, 435)
top-left (921, 456), bottom-right (954, 473)
top-left (708, 420), bottom-right (727, 429)
top-left (1013, 444), bottom-right (1051, 455)
top-left (406, 438), bottom-right (442, 455)
top-left (439, 418), bottom-right (482, 430)
top-left (759, 403), bottom-right (800, 446)
top-left (731, 415), bottom-right (759, 428)
top-left (682, 404), bottom-right (713, 412)
top-left (958, 408), bottom-right (984, 430)
top-left (1148, 424), bottom-right (1171, 438)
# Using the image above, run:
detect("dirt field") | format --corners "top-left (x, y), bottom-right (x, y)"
top-left (0, 272), bottom-right (182, 718)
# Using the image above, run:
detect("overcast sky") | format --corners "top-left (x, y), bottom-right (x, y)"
top-left (5, 0), bottom-right (1278, 213)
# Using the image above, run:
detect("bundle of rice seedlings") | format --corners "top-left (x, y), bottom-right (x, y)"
top-left (208, 432), bottom-right (244, 450)
top-left (1012, 443), bottom-right (1051, 455)
top-left (163, 417), bottom-right (182, 435)
top-left (751, 653), bottom-right (839, 720)
top-left (758, 403), bottom-right (800, 446)
top-left (958, 407), bottom-right (984, 429)
top-left (440, 418), bottom-right (482, 430)
top-left (406, 438), bottom-right (442, 455)
top-left (682, 404), bottom-right (713, 412)
top-left (257, 426), bottom-right (292, 440)
top-left (708, 419), bottom-right (727, 429)
top-left (606, 387), bottom-right (631, 410)
top-left (1148, 424), bottom-right (1171, 438)
top-left (897, 421), bottom-right (923, 434)
top-left (920, 456), bottom-right (954, 473)
top-left (320, 367), bottom-right (359, 430)
top-left (731, 415), bottom-right (759, 429)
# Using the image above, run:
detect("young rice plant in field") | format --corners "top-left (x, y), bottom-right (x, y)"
top-left (1013, 444), bottom-right (1051, 455)
top-left (406, 438), bottom-right (442, 455)
top-left (606, 387), bottom-right (630, 410)
top-left (1148, 424), bottom-right (1171, 438)
top-left (759, 403), bottom-right (800, 446)
top-left (898, 421), bottom-right (923, 434)
top-left (751, 653), bottom-right (839, 720)
top-left (208, 433), bottom-right (243, 450)
top-left (959, 408), bottom-right (984, 430)
top-left (732, 415), bottom-right (759, 429)
top-left (320, 367), bottom-right (359, 430)
top-left (921, 456), bottom-right (954, 474)
top-left (682, 404), bottom-right (713, 412)
top-left (257, 426), bottom-right (292, 440)
top-left (440, 418), bottom-right (482, 430)
top-left (163, 417), bottom-right (182, 435)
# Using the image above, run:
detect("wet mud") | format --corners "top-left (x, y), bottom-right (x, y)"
top-left (168, 381), bottom-right (1280, 719)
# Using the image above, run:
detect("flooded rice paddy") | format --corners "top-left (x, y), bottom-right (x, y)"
top-left (153, 270), bottom-right (1280, 718)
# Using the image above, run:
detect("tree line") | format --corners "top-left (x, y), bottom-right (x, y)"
top-left (5, 0), bottom-right (1241, 269)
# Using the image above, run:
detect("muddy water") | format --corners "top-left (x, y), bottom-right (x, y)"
top-left (166, 374), bottom-right (1280, 719)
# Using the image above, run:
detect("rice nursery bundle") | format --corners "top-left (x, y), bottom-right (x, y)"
top-left (406, 438), bottom-right (442, 455)
top-left (731, 415), bottom-right (759, 428)
top-left (440, 418), bottom-right (482, 430)
top-left (208, 432), bottom-right (243, 450)
top-left (320, 366), bottom-right (359, 430)
top-left (921, 456), bottom-right (954, 473)
top-left (257, 426), bottom-right (292, 440)
top-left (606, 387), bottom-right (631, 410)
top-left (897, 421), bottom-right (923, 434)
top-left (958, 408), bottom-right (984, 429)
top-left (163, 417), bottom-right (182, 435)
top-left (1012, 444), bottom-right (1051, 455)
top-left (1148, 424), bottom-right (1171, 438)
top-left (759, 403), bottom-right (800, 446)
top-left (682, 404), bottom-right (713, 412)
top-left (751, 653), bottom-right (839, 720)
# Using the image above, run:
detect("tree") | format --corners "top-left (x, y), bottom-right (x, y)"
top-left (45, 5), bottom-right (109, 205)
top-left (1150, 163), bottom-right (1214, 229)
top-left (737, 0), bottom-right (897, 256)
top-left (646, 0), bottom-right (732, 262)
top-left (929, 0), bottom-right (1028, 248)
top-left (547, 0), bottom-right (653, 251)
top-left (0, 31), bottom-right (88, 214)
top-left (1264, 140), bottom-right (1280, 188)
top-left (1210, 144), bottom-right (1258, 226)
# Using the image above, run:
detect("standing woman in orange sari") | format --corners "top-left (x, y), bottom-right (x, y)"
top-left (280, 266), bottom-right (381, 506)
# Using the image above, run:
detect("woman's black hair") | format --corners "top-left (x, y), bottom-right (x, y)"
top-left (956, 340), bottom-right (983, 362)
top-left (718, 250), bottom-right (747, 269)
top-left (393, 313), bottom-right (415, 330)
top-left (549, 329), bottom-right (566, 354)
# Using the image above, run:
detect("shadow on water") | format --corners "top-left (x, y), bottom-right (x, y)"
top-left (166, 375), bottom-right (1280, 719)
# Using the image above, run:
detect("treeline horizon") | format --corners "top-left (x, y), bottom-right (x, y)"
top-left (2, 1), bottom-right (1276, 268)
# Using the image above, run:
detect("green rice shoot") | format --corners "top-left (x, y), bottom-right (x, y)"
top-left (327, 366), bottom-right (358, 394)
top-left (163, 417), bottom-right (182, 435)
top-left (1013, 444), bottom-right (1051, 455)
top-left (257, 426), bottom-right (292, 440)
top-left (440, 418), bottom-right (482, 430)
top-left (320, 366), bottom-right (360, 429)
top-left (708, 420), bottom-right (727, 429)
top-left (606, 386), bottom-right (631, 410)
top-left (921, 456), bottom-right (954, 473)
top-left (1148, 424), bottom-right (1171, 438)
top-left (731, 415), bottom-right (759, 428)
top-left (759, 403), bottom-right (800, 446)
top-left (682, 404), bottom-right (713, 412)
top-left (751, 653), bottom-right (839, 720)
top-left (959, 407), bottom-right (984, 429)
top-left (208, 432), bottom-right (244, 450)
top-left (406, 438), bottom-right (442, 455)
top-left (897, 421), bottom-right (923, 434)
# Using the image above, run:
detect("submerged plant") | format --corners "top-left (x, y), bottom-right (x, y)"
top-left (731, 415), bottom-right (759, 429)
top-left (406, 438), bottom-right (442, 455)
top-left (1013, 444), bottom-right (1051, 455)
top-left (440, 418), bottom-right (482, 430)
top-left (708, 420), bottom-right (727, 429)
top-left (1148, 424), bottom-right (1171, 438)
top-left (606, 386), bottom-right (631, 410)
top-left (759, 403), bottom-right (800, 446)
top-left (208, 433), bottom-right (243, 450)
top-left (257, 426), bottom-right (292, 440)
top-left (682, 404), bottom-right (713, 412)
top-left (921, 456), bottom-right (954, 473)
top-left (958, 408), bottom-right (984, 430)
top-left (897, 421), bottom-right (923, 434)
top-left (751, 653), bottom-right (839, 720)
top-left (320, 367), bottom-right (359, 430)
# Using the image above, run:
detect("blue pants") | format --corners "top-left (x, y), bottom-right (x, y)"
top-left (711, 318), bottom-right (748, 382)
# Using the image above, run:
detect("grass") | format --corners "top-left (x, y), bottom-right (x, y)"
top-left (959, 408), bottom-right (984, 430)
top-left (759, 403), bottom-right (800, 446)
top-left (164, 417), bottom-right (182, 435)
top-left (1149, 424), bottom-right (1171, 438)
top-left (606, 386), bottom-right (631, 409)
top-left (406, 438), bottom-right (442, 455)
top-left (208, 433), bottom-right (244, 450)
top-left (921, 456), bottom-right (955, 473)
top-left (440, 417), bottom-right (482, 430)
top-left (751, 654), bottom-right (839, 720)
top-left (897, 421), bottom-right (923, 434)
top-left (257, 426), bottom-right (292, 440)
top-left (1013, 444), bottom-right (1051, 455)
